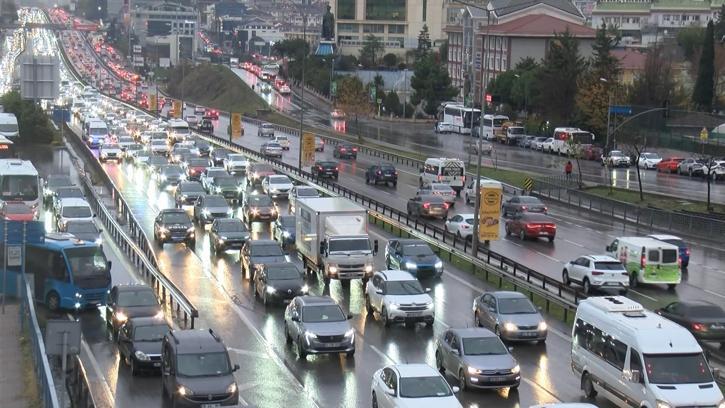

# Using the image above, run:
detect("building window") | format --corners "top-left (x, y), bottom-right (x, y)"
top-left (363, 24), bottom-right (385, 33)
top-left (388, 24), bottom-right (404, 33)
top-left (365, 0), bottom-right (406, 21)
top-left (337, 0), bottom-right (355, 20)
top-left (338, 23), bottom-right (358, 32)
top-left (423, 0), bottom-right (427, 22)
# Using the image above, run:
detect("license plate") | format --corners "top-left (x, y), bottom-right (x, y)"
top-left (539, 232), bottom-right (547, 235)
top-left (521, 331), bottom-right (538, 337)
top-left (202, 404), bottom-right (221, 408)
top-left (407, 312), bottom-right (422, 317)
top-left (153, 362), bottom-right (161, 367)
top-left (488, 376), bottom-right (506, 382)
top-left (325, 342), bottom-right (341, 348)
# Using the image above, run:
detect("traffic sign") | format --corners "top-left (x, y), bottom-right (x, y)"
top-left (301, 132), bottom-right (316, 167)
top-left (231, 113), bottom-right (243, 138)
top-left (609, 105), bottom-right (633, 115)
top-left (523, 177), bottom-right (534, 192)
top-left (700, 127), bottom-right (709, 141)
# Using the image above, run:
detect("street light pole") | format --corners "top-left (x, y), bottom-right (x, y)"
top-left (297, 13), bottom-right (307, 169)
top-left (471, 11), bottom-right (490, 258)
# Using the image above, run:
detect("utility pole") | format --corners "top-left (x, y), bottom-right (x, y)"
top-left (297, 13), bottom-right (307, 169)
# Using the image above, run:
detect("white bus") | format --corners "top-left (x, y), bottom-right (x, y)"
top-left (480, 114), bottom-right (510, 140)
top-left (419, 158), bottom-right (466, 195)
top-left (167, 119), bottom-right (191, 142)
top-left (0, 159), bottom-right (41, 210)
top-left (551, 127), bottom-right (595, 156)
top-left (0, 113), bottom-right (19, 139)
top-left (572, 296), bottom-right (723, 408)
top-left (438, 104), bottom-right (480, 134)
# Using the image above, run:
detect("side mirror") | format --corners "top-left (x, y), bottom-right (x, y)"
top-left (605, 245), bottom-right (611, 252)
top-left (106, 261), bottom-right (112, 271)
top-left (712, 367), bottom-right (721, 378)
top-left (385, 387), bottom-right (395, 396)
top-left (452, 386), bottom-right (460, 393)
top-left (375, 288), bottom-right (383, 295)
top-left (451, 349), bottom-right (460, 356)
top-left (233, 364), bottom-right (240, 372)
top-left (291, 315), bottom-right (300, 322)
top-left (373, 240), bottom-right (379, 255)
top-left (630, 369), bottom-right (641, 384)
top-left (319, 240), bottom-right (326, 256)
top-left (508, 346), bottom-right (514, 352)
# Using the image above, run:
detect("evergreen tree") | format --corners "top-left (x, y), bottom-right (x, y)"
top-left (359, 35), bottom-right (385, 67)
top-left (715, 5), bottom-right (725, 42)
top-left (692, 21), bottom-right (715, 112)
top-left (417, 25), bottom-right (432, 52)
top-left (535, 29), bottom-right (585, 123)
top-left (590, 22), bottom-right (620, 79)
top-left (410, 52), bottom-right (457, 115)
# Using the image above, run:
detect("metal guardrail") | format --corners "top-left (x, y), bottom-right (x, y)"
top-left (18, 273), bottom-right (61, 408)
top-left (65, 355), bottom-right (97, 408)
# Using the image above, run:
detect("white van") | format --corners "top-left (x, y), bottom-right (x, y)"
top-left (419, 158), bottom-right (465, 196)
top-left (605, 237), bottom-right (681, 290)
top-left (572, 296), bottom-right (723, 408)
top-left (84, 120), bottom-right (109, 148)
top-left (0, 113), bottom-right (19, 139)
top-left (167, 119), bottom-right (190, 142)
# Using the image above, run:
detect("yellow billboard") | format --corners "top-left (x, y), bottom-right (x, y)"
top-left (172, 100), bottom-right (182, 118)
top-left (149, 93), bottom-right (157, 113)
top-left (301, 132), bottom-right (316, 167)
top-left (478, 180), bottom-right (503, 242)
top-left (231, 113), bottom-right (243, 138)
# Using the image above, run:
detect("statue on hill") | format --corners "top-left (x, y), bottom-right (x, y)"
top-left (322, 4), bottom-right (335, 40)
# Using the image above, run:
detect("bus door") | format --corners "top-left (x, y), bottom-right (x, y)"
top-left (26, 245), bottom-right (69, 304)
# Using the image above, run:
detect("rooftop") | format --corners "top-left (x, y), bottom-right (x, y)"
top-left (393, 363), bottom-right (441, 378)
top-left (380, 270), bottom-right (418, 281)
top-left (611, 49), bottom-right (647, 71)
top-left (482, 14), bottom-right (596, 38)
top-left (169, 329), bottom-right (227, 354)
top-left (489, 0), bottom-right (584, 18)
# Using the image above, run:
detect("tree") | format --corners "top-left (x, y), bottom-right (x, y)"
top-left (382, 53), bottom-right (398, 68)
top-left (359, 35), bottom-right (384, 68)
top-left (410, 52), bottom-right (457, 115)
top-left (692, 21), bottom-right (715, 111)
top-left (273, 39), bottom-right (309, 59)
top-left (486, 71), bottom-right (518, 107)
top-left (417, 25), bottom-right (432, 53)
top-left (0, 91), bottom-right (56, 144)
top-left (373, 74), bottom-right (385, 89)
top-left (620, 131), bottom-right (649, 201)
top-left (336, 76), bottom-right (372, 137)
top-left (589, 22), bottom-right (620, 80)
top-left (535, 29), bottom-right (586, 123)
top-left (629, 45), bottom-right (676, 107)
top-left (677, 26), bottom-right (706, 60)
top-left (383, 90), bottom-right (401, 116)
top-left (336, 55), bottom-right (359, 71)
top-left (439, 40), bottom-right (449, 63)
top-left (715, 5), bottom-right (725, 43)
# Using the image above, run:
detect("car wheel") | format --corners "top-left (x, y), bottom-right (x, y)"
top-left (284, 324), bottom-right (292, 344)
top-left (297, 337), bottom-right (307, 360)
top-left (629, 272), bottom-right (638, 288)
top-left (46, 292), bottom-right (60, 312)
top-left (582, 372), bottom-right (597, 399)
top-left (583, 278), bottom-right (591, 294)
top-left (519, 230), bottom-right (526, 240)
top-left (474, 312), bottom-right (482, 327)
top-left (382, 307), bottom-right (391, 327)
top-left (562, 269), bottom-right (571, 286)
top-left (372, 393), bottom-right (378, 408)
top-left (436, 351), bottom-right (445, 374)
top-left (458, 369), bottom-right (467, 392)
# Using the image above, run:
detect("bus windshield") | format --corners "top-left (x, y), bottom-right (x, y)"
top-left (0, 175), bottom-right (39, 201)
top-left (571, 132), bottom-right (593, 144)
top-left (90, 127), bottom-right (107, 136)
top-left (65, 246), bottom-right (110, 288)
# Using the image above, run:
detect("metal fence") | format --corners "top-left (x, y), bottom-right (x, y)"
top-left (65, 355), bottom-right (97, 408)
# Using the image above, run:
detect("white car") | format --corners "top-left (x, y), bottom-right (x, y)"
top-left (541, 138), bottom-right (555, 153)
top-left (463, 177), bottom-right (487, 205)
top-left (148, 139), bottom-right (169, 155)
top-left (562, 255), bottom-right (629, 295)
top-left (365, 270), bottom-right (434, 328)
top-left (273, 135), bottom-right (290, 150)
top-left (444, 213), bottom-right (475, 240)
top-left (99, 144), bottom-right (123, 162)
top-left (707, 160), bottom-right (725, 180)
top-left (261, 142), bottom-right (283, 158)
top-left (56, 197), bottom-right (93, 232)
top-left (223, 154), bottom-right (249, 175)
top-left (185, 115), bottom-right (199, 127)
top-left (288, 185), bottom-right (320, 213)
top-left (371, 364), bottom-right (462, 408)
top-left (603, 150), bottom-right (631, 167)
top-left (435, 122), bottom-right (454, 134)
top-left (637, 152), bottom-right (662, 169)
top-left (278, 84), bottom-right (291, 94)
top-left (261, 174), bottom-right (294, 198)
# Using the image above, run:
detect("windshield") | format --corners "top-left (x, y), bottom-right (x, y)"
top-left (90, 127), bottom-right (107, 135)
top-left (643, 153), bottom-right (660, 159)
top-left (297, 188), bottom-right (319, 197)
top-left (328, 238), bottom-right (371, 253)
top-left (117, 289), bottom-right (158, 307)
top-left (217, 222), bottom-right (246, 233)
top-left (248, 196), bottom-right (272, 206)
top-left (176, 352), bottom-right (231, 377)
top-left (205, 196), bottom-right (228, 207)
top-left (493, 118), bottom-right (507, 127)
top-left (228, 154), bottom-right (245, 161)
top-left (62, 206), bottom-right (92, 218)
top-left (3, 203), bottom-right (29, 214)
top-left (65, 246), bottom-right (109, 280)
top-left (519, 196), bottom-right (541, 204)
top-left (103, 144), bottom-right (120, 150)
top-left (180, 183), bottom-right (204, 194)
top-left (161, 212), bottom-right (190, 224)
top-left (279, 216), bottom-right (295, 228)
top-left (133, 324), bottom-right (168, 342)
top-left (67, 222), bottom-right (98, 233)
top-left (187, 158), bottom-right (207, 166)
top-left (662, 239), bottom-right (685, 248)
top-left (462, 337), bottom-right (508, 355)
top-left (269, 177), bottom-right (290, 184)
top-left (268, 266), bottom-right (300, 280)
top-left (251, 244), bottom-right (283, 257)
top-left (215, 177), bottom-right (238, 187)
top-left (644, 353), bottom-right (713, 384)
top-left (252, 164), bottom-right (274, 173)
top-left (151, 140), bottom-right (166, 146)
top-left (402, 244), bottom-right (434, 256)
top-left (0, 175), bottom-right (39, 201)
top-left (593, 261), bottom-right (624, 270)
top-left (399, 376), bottom-right (453, 398)
top-left (119, 137), bottom-right (134, 144)
top-left (385, 280), bottom-right (424, 295)
top-left (171, 126), bottom-right (190, 134)
top-left (498, 297), bottom-right (537, 314)
top-left (508, 127), bottom-right (524, 135)
top-left (302, 305), bottom-right (346, 323)
top-left (162, 167), bottom-right (183, 176)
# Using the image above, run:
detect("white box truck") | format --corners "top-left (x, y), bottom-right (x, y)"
top-left (295, 197), bottom-right (378, 285)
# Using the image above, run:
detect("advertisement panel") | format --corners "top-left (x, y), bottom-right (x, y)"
top-left (478, 180), bottom-right (503, 242)
top-left (301, 132), bottom-right (316, 167)
top-left (231, 113), bottom-right (242, 138)
top-left (172, 100), bottom-right (182, 118)
top-left (148, 93), bottom-right (157, 112)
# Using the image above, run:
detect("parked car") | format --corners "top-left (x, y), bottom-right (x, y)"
top-left (562, 255), bottom-right (629, 294)
top-left (602, 150), bottom-right (631, 167)
top-left (311, 160), bottom-right (339, 180)
top-left (656, 157), bottom-right (684, 173)
top-left (365, 163), bottom-right (398, 186)
top-left (501, 195), bottom-right (547, 216)
top-left (333, 143), bottom-right (357, 159)
top-left (518, 136), bottom-right (536, 148)
top-left (284, 296), bottom-right (355, 360)
top-left (655, 301), bottom-right (725, 345)
top-left (541, 138), bottom-right (555, 153)
top-left (406, 195), bottom-right (449, 220)
top-left (678, 158), bottom-right (706, 176)
top-left (531, 137), bottom-right (547, 150)
top-left (637, 152), bottom-right (663, 169)
top-left (505, 212), bottom-right (556, 242)
top-left (472, 291), bottom-right (547, 343)
top-left (209, 218), bottom-right (250, 254)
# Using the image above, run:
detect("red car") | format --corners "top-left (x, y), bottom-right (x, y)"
top-left (0, 202), bottom-right (35, 221)
top-left (203, 109), bottom-right (219, 120)
top-left (580, 144), bottom-right (603, 161)
top-left (505, 212), bottom-right (556, 242)
top-left (656, 157), bottom-right (684, 173)
top-left (184, 157), bottom-right (209, 181)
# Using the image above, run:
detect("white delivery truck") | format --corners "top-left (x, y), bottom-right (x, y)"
top-left (295, 197), bottom-right (378, 285)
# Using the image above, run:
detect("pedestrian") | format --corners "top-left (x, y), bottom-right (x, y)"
top-left (564, 160), bottom-right (573, 182)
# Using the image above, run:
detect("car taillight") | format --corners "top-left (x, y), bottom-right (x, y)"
top-left (548, 224), bottom-right (556, 229)
top-left (525, 223), bottom-right (535, 229)
top-left (437, 175), bottom-right (444, 181)
top-left (317, 166), bottom-right (322, 170)
top-left (423, 202), bottom-right (430, 209)
top-left (335, 167), bottom-right (339, 171)
top-left (591, 271), bottom-right (604, 276)
top-left (395, 171), bottom-right (399, 176)
top-left (640, 253), bottom-right (646, 269)
top-left (543, 207), bottom-right (548, 213)
top-left (377, 171), bottom-right (381, 175)
top-left (685, 248), bottom-right (690, 256)
top-left (521, 205), bottom-right (528, 211)
top-left (352, 147), bottom-right (358, 152)
top-left (691, 323), bottom-right (707, 332)
top-left (443, 203), bottom-right (449, 209)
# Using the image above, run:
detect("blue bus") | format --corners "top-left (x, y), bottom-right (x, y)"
top-left (25, 233), bottom-right (112, 310)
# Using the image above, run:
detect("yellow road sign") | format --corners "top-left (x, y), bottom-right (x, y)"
top-left (700, 127), bottom-right (709, 141)
top-left (301, 132), bottom-right (316, 167)
top-left (149, 93), bottom-right (157, 113)
top-left (231, 113), bottom-right (243, 138)
top-left (172, 100), bottom-right (182, 118)
top-left (478, 180), bottom-right (503, 242)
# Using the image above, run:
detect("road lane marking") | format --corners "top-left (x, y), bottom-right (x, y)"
top-left (629, 289), bottom-right (657, 302)
top-left (79, 330), bottom-right (116, 401)
top-left (228, 347), bottom-right (272, 360)
top-left (369, 344), bottom-right (396, 364)
top-left (704, 289), bottom-right (725, 300)
top-left (564, 239), bottom-right (585, 248)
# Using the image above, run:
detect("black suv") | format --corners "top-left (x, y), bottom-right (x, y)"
top-left (333, 143), bottom-right (357, 159)
top-left (209, 218), bottom-right (250, 254)
top-left (161, 329), bottom-right (239, 407)
top-left (174, 181), bottom-right (206, 208)
top-left (118, 316), bottom-right (170, 375)
top-left (311, 160), bottom-right (339, 180)
top-left (106, 284), bottom-right (162, 335)
top-left (241, 239), bottom-right (286, 280)
top-left (153, 209), bottom-right (195, 247)
top-left (253, 262), bottom-right (307, 305)
top-left (209, 147), bottom-right (231, 166)
top-left (365, 163), bottom-right (398, 187)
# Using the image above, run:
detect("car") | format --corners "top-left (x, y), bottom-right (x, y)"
top-left (105, 284), bottom-right (162, 334)
top-left (278, 84), bottom-right (291, 94)
top-left (209, 218), bottom-right (250, 254)
top-left (262, 174), bottom-right (293, 198)
top-left (56, 197), bottom-right (93, 231)
top-left (194, 105), bottom-right (205, 115)
top-left (637, 152), bottom-right (662, 169)
top-left (153, 208), bottom-right (195, 247)
top-left (253, 262), bottom-right (307, 305)
top-left (223, 153), bottom-right (249, 175)
top-left (288, 185), bottom-right (320, 213)
top-left (365, 270), bottom-right (435, 327)
top-left (371, 364), bottom-right (462, 408)
top-left (678, 158), bottom-right (706, 176)
top-left (43, 174), bottom-right (75, 205)
top-left (200, 167), bottom-right (229, 192)
top-left (472, 291), bottom-right (547, 343)
top-left (182, 157), bottom-right (209, 181)
top-left (647, 234), bottom-right (690, 268)
top-left (208, 175), bottom-right (242, 201)
top-left (247, 163), bottom-right (276, 187)
top-left (161, 329), bottom-right (239, 407)
top-left (501, 195), bottom-right (547, 216)
top-left (272, 215), bottom-right (296, 249)
top-left (240, 239), bottom-right (286, 280)
top-left (706, 159), bottom-right (725, 180)
top-left (258, 122), bottom-right (275, 137)
top-left (175, 140), bottom-right (200, 157)
top-left (125, 143), bottom-right (144, 160)
top-left (417, 183), bottom-right (456, 207)
top-left (333, 143), bottom-right (357, 159)
top-left (531, 137), bottom-right (547, 150)
top-left (656, 157), bottom-right (684, 173)
top-left (117, 136), bottom-right (135, 152)
top-left (562, 255), bottom-right (629, 294)
top-left (655, 301), bottom-right (725, 345)
top-left (505, 212), bottom-right (556, 242)
top-left (209, 147), bottom-right (231, 166)
top-left (148, 139), bottom-right (169, 155)
top-left (311, 160), bottom-right (339, 180)
top-left (330, 109), bottom-right (346, 120)
top-left (169, 146), bottom-right (191, 164)
top-left (435, 328), bottom-right (521, 391)
top-left (241, 194), bottom-right (277, 225)
top-left (0, 201), bottom-right (35, 221)
top-left (384, 239), bottom-right (443, 279)
top-left (117, 316), bottom-right (170, 375)
top-left (192, 194), bottom-right (233, 226)
top-left (154, 164), bottom-right (186, 188)
top-left (198, 118), bottom-right (214, 134)
top-left (272, 134), bottom-right (290, 150)
top-left (194, 139), bottom-right (211, 157)
top-left (518, 136), bottom-right (536, 148)
top-left (261, 141), bottom-right (283, 158)
top-left (314, 137), bottom-right (324, 152)
top-left (174, 181), bottom-right (206, 207)
top-left (435, 121), bottom-right (454, 134)
top-left (203, 108), bottom-right (219, 120)
top-left (366, 163), bottom-right (398, 186)
top-left (467, 139), bottom-right (494, 155)
top-left (65, 220), bottom-right (101, 245)
top-left (144, 155), bottom-right (168, 174)
top-left (51, 186), bottom-right (85, 214)
top-left (284, 295), bottom-right (355, 360)
top-left (99, 143), bottom-right (123, 162)
top-left (602, 150), bottom-right (631, 167)
top-left (580, 144), bottom-right (603, 161)
top-left (406, 195), bottom-right (449, 220)
top-left (444, 213), bottom-right (475, 240)
top-left (541, 138), bottom-right (555, 153)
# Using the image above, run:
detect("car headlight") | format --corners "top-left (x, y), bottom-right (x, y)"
top-left (656, 400), bottom-right (672, 408)
top-left (266, 286), bottom-right (276, 294)
top-left (160, 174), bottom-right (167, 181)
top-left (301, 284), bottom-right (309, 293)
top-left (227, 209), bottom-right (234, 215)
top-left (186, 226), bottom-right (194, 233)
top-left (388, 303), bottom-right (398, 310)
top-left (511, 364), bottom-right (520, 374)
top-left (405, 261), bottom-right (417, 270)
top-left (304, 330), bottom-right (317, 341)
top-left (251, 208), bottom-right (259, 215)
top-left (177, 385), bottom-right (192, 396)
top-left (344, 328), bottom-right (354, 338)
top-left (215, 187), bottom-right (222, 193)
top-left (226, 383), bottom-right (237, 394)
top-left (365, 264), bottom-right (373, 273)
top-left (134, 350), bottom-right (150, 361)
top-left (282, 231), bottom-right (291, 238)
top-left (94, 237), bottom-right (102, 245)
top-left (435, 260), bottom-right (443, 270)
top-left (538, 321), bottom-right (548, 331)
top-left (202, 209), bottom-right (210, 216)
top-left (252, 172), bottom-right (259, 179)
top-left (329, 265), bottom-right (338, 274)
top-left (467, 366), bottom-right (481, 375)
top-left (236, 186), bottom-right (243, 192)
top-left (426, 303), bottom-right (435, 310)
top-left (503, 322), bottom-right (518, 332)
top-left (115, 311), bottom-right (128, 323)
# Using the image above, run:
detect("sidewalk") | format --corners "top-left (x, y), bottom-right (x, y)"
top-left (0, 302), bottom-right (31, 408)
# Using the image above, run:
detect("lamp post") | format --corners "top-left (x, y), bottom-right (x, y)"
top-left (297, 12), bottom-right (307, 169)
